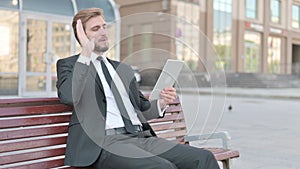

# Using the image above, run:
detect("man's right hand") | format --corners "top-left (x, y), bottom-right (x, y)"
top-left (76, 19), bottom-right (95, 58)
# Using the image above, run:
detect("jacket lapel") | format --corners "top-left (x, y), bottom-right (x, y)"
top-left (89, 62), bottom-right (104, 94)
top-left (108, 59), bottom-right (140, 109)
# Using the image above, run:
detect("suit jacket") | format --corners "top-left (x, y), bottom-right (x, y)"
top-left (56, 54), bottom-right (161, 167)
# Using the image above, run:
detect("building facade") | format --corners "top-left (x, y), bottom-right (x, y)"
top-left (116, 0), bottom-right (300, 75)
top-left (1, 0), bottom-right (300, 97)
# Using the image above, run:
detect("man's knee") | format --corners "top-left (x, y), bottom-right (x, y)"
top-left (204, 149), bottom-right (216, 160)
top-left (199, 149), bottom-right (219, 169)
top-left (157, 161), bottom-right (177, 169)
top-left (153, 158), bottom-right (177, 169)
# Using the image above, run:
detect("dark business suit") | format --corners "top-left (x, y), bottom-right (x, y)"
top-left (57, 54), bottom-right (220, 169)
top-left (56, 54), bottom-right (160, 167)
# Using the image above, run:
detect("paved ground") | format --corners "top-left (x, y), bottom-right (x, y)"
top-left (180, 89), bottom-right (300, 169)
top-left (219, 96), bottom-right (300, 169)
top-left (183, 87), bottom-right (300, 100)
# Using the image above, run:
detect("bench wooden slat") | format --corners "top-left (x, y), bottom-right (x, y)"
top-left (0, 135), bottom-right (67, 152)
top-left (165, 105), bottom-right (181, 113)
top-left (205, 148), bottom-right (240, 161)
top-left (0, 125), bottom-right (68, 141)
top-left (148, 113), bottom-right (184, 123)
top-left (0, 147), bottom-right (66, 165)
top-left (4, 158), bottom-right (65, 169)
top-left (156, 129), bottom-right (186, 139)
top-left (150, 121), bottom-right (186, 131)
top-left (0, 104), bottom-right (72, 117)
top-left (56, 166), bottom-right (77, 169)
top-left (0, 97), bottom-right (61, 106)
top-left (0, 114), bottom-right (71, 128)
top-left (167, 98), bottom-right (180, 105)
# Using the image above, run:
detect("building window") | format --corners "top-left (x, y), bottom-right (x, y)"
top-left (140, 24), bottom-right (152, 62)
top-left (51, 22), bottom-right (71, 91)
top-left (105, 23), bottom-right (116, 60)
top-left (270, 0), bottom-right (281, 24)
top-left (244, 31), bottom-right (261, 73)
top-left (292, 4), bottom-right (300, 29)
top-left (0, 10), bottom-right (19, 95)
top-left (245, 0), bottom-right (257, 19)
top-left (127, 25), bottom-right (134, 56)
top-left (268, 36), bottom-right (281, 74)
top-left (176, 0), bottom-right (200, 70)
top-left (213, 0), bottom-right (232, 71)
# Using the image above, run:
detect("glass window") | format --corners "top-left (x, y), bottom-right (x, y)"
top-left (185, 3), bottom-right (193, 23)
top-left (140, 24), bottom-right (152, 62)
top-left (192, 4), bottom-right (200, 25)
top-left (245, 0), bottom-right (257, 19)
top-left (26, 19), bottom-right (47, 73)
top-left (106, 23), bottom-right (116, 60)
top-left (214, 0), bottom-right (232, 13)
top-left (0, 10), bottom-right (19, 95)
top-left (268, 36), bottom-right (281, 74)
top-left (244, 31), bottom-right (261, 72)
top-left (25, 19), bottom-right (47, 93)
top-left (26, 75), bottom-right (46, 92)
top-left (176, 0), bottom-right (200, 70)
top-left (270, 0), bottom-right (281, 24)
top-left (213, 0), bottom-right (232, 71)
top-left (127, 25), bottom-right (134, 56)
top-left (51, 22), bottom-right (72, 91)
top-left (292, 4), bottom-right (300, 29)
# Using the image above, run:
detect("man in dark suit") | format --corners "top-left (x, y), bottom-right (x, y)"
top-left (56, 8), bottom-right (220, 169)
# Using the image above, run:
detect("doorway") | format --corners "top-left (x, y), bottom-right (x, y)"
top-left (244, 31), bottom-right (261, 73)
top-left (20, 14), bottom-right (73, 96)
top-left (292, 44), bottom-right (300, 74)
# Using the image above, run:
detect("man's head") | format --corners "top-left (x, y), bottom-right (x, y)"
top-left (72, 8), bottom-right (109, 54)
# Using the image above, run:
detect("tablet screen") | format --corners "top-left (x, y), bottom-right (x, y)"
top-left (149, 59), bottom-right (184, 100)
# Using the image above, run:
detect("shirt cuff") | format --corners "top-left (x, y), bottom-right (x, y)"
top-left (77, 55), bottom-right (91, 65)
top-left (157, 100), bottom-right (168, 117)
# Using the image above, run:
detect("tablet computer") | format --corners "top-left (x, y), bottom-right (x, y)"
top-left (149, 59), bottom-right (184, 100)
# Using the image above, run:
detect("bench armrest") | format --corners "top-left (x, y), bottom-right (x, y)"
top-left (184, 131), bottom-right (231, 149)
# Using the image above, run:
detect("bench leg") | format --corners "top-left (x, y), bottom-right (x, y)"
top-left (221, 159), bottom-right (230, 169)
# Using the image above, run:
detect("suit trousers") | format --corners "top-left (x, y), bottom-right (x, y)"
top-left (88, 134), bottom-right (220, 169)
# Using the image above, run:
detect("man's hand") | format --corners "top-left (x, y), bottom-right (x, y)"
top-left (76, 19), bottom-right (95, 57)
top-left (159, 87), bottom-right (177, 109)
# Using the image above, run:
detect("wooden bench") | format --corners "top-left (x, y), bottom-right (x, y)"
top-left (148, 98), bottom-right (240, 169)
top-left (0, 97), bottom-right (239, 169)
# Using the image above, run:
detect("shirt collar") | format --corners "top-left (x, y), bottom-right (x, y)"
top-left (91, 52), bottom-right (108, 63)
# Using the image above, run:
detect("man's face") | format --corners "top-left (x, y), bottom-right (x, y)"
top-left (85, 16), bottom-right (109, 54)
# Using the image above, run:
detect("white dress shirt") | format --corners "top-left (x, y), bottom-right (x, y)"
top-left (77, 53), bottom-right (146, 129)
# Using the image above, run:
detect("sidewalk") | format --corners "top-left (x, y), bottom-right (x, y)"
top-left (181, 87), bottom-right (300, 100)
